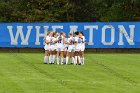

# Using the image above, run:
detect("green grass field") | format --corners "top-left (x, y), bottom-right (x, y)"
top-left (0, 53), bottom-right (140, 93)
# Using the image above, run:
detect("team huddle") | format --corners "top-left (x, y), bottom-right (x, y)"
top-left (44, 31), bottom-right (86, 65)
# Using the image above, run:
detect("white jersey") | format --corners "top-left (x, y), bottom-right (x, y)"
top-left (74, 36), bottom-right (82, 45)
top-left (80, 36), bottom-right (86, 51)
top-left (64, 38), bottom-right (68, 47)
top-left (80, 36), bottom-right (86, 47)
top-left (52, 37), bottom-right (59, 46)
top-left (56, 36), bottom-right (67, 51)
top-left (58, 35), bottom-right (64, 45)
top-left (49, 36), bottom-right (59, 51)
top-left (67, 37), bottom-right (75, 52)
top-left (44, 36), bottom-right (52, 50)
top-left (74, 36), bottom-right (86, 51)
top-left (45, 36), bottom-right (52, 45)
top-left (68, 37), bottom-right (74, 45)
top-left (74, 36), bottom-right (81, 51)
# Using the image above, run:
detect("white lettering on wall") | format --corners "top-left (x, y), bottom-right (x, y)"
top-left (6, 24), bottom-right (136, 47)
top-left (84, 25), bottom-right (98, 45)
top-left (35, 26), bottom-right (49, 45)
top-left (102, 25), bottom-right (115, 45)
top-left (118, 25), bottom-right (135, 45)
top-left (7, 26), bottom-right (33, 45)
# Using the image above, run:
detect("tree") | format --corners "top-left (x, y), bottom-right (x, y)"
top-left (0, 0), bottom-right (139, 22)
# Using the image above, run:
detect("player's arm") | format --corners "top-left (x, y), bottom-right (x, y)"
top-left (44, 36), bottom-right (49, 44)
top-left (70, 37), bottom-right (75, 42)
top-left (67, 41), bottom-right (71, 45)
top-left (63, 38), bottom-right (68, 44)
top-left (53, 39), bottom-right (59, 44)
top-left (74, 37), bottom-right (78, 44)
top-left (69, 38), bottom-right (75, 45)
top-left (44, 39), bottom-right (50, 44)
top-left (49, 38), bottom-right (54, 45)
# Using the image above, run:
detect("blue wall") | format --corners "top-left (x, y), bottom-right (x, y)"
top-left (0, 22), bottom-right (140, 48)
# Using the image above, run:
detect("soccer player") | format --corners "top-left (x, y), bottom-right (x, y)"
top-left (63, 33), bottom-right (69, 64)
top-left (79, 32), bottom-right (86, 65)
top-left (49, 32), bottom-right (59, 64)
top-left (44, 31), bottom-right (53, 64)
top-left (74, 32), bottom-right (82, 65)
top-left (67, 33), bottom-right (75, 64)
top-left (56, 32), bottom-right (66, 65)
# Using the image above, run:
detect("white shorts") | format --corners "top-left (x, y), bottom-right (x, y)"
top-left (44, 44), bottom-right (50, 51)
top-left (80, 46), bottom-right (85, 51)
top-left (64, 44), bottom-right (68, 51)
top-left (68, 45), bottom-right (75, 52)
top-left (50, 45), bottom-right (57, 51)
top-left (74, 44), bottom-right (81, 52)
top-left (56, 44), bottom-right (66, 51)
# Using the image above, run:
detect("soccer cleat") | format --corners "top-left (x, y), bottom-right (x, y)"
top-left (44, 63), bottom-right (48, 64)
top-left (70, 63), bottom-right (73, 65)
top-left (78, 63), bottom-right (82, 65)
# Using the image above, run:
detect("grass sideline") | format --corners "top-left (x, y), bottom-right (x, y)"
top-left (0, 53), bottom-right (140, 93)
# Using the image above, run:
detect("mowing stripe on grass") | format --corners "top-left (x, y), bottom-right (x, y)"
top-left (9, 50), bottom-right (75, 93)
top-left (87, 54), bottom-right (137, 86)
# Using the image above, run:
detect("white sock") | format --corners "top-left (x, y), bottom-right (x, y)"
top-left (44, 56), bottom-right (48, 63)
top-left (81, 58), bottom-right (83, 64)
top-left (52, 55), bottom-right (56, 63)
top-left (63, 58), bottom-right (66, 64)
top-left (72, 57), bottom-right (75, 64)
top-left (49, 55), bottom-right (52, 63)
top-left (61, 57), bottom-right (63, 64)
top-left (83, 58), bottom-right (85, 65)
top-left (51, 55), bottom-right (53, 63)
top-left (57, 56), bottom-right (60, 64)
top-left (75, 56), bottom-right (78, 65)
top-left (66, 56), bottom-right (68, 64)
top-left (70, 57), bottom-right (72, 63)
top-left (78, 56), bottom-right (81, 64)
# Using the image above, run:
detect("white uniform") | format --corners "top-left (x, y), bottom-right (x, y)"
top-left (56, 36), bottom-right (65, 51)
top-left (67, 37), bottom-right (75, 52)
top-left (63, 38), bottom-right (68, 51)
top-left (80, 36), bottom-right (86, 51)
top-left (44, 36), bottom-right (52, 51)
top-left (50, 37), bottom-right (58, 51)
top-left (74, 36), bottom-right (82, 52)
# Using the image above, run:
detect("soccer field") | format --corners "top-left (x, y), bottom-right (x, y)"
top-left (0, 53), bottom-right (140, 93)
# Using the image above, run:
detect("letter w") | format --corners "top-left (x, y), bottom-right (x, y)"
top-left (7, 26), bottom-right (33, 45)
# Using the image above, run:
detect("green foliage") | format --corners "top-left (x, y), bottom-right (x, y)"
top-left (0, 0), bottom-right (139, 22)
